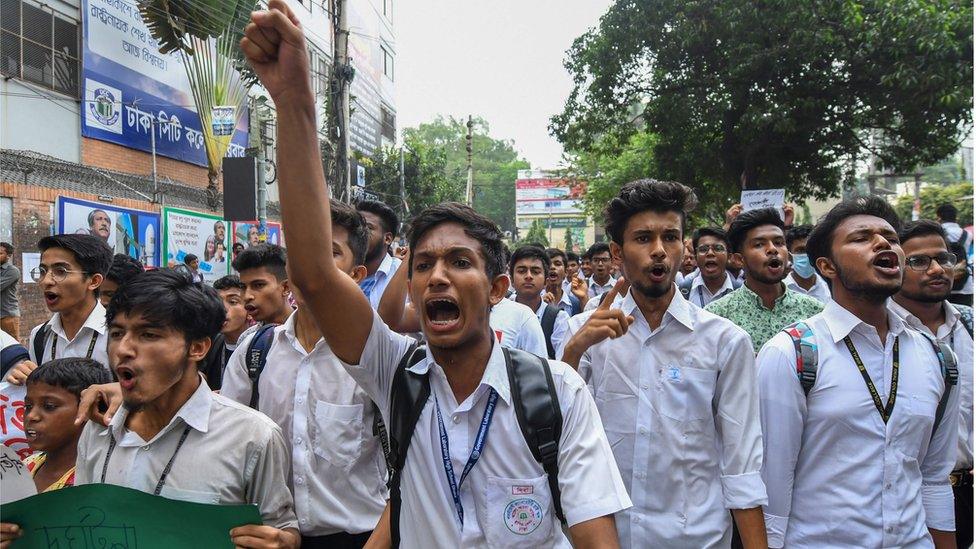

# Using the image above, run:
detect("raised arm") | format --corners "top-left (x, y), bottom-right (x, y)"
top-left (242, 0), bottom-right (373, 364)
top-left (377, 248), bottom-right (421, 333)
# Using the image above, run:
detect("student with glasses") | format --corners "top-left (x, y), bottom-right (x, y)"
top-left (680, 227), bottom-right (739, 307)
top-left (889, 220), bottom-right (973, 549)
top-left (586, 243), bottom-right (617, 298)
top-left (6, 235), bottom-right (113, 385)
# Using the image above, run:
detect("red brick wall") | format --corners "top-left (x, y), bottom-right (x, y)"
top-left (81, 138), bottom-right (223, 190)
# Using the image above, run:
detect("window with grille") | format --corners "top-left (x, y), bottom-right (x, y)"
top-left (0, 0), bottom-right (79, 96)
top-left (307, 43), bottom-right (331, 100)
top-left (381, 106), bottom-right (395, 141)
top-left (381, 45), bottom-right (393, 81)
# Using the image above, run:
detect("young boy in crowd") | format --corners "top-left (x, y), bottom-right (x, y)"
top-left (99, 254), bottom-right (145, 307)
top-left (232, 244), bottom-right (294, 327)
top-left (23, 357), bottom-right (112, 492)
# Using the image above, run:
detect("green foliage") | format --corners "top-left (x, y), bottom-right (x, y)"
top-left (403, 116), bottom-right (530, 233)
top-left (552, 0), bottom-right (973, 204)
top-left (522, 219), bottom-right (550, 247)
top-left (894, 182), bottom-right (973, 226)
top-left (563, 228), bottom-right (574, 251)
top-left (361, 139), bottom-right (459, 221)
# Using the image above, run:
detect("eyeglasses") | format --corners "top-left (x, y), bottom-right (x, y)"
top-left (696, 244), bottom-right (727, 254)
top-left (30, 266), bottom-right (88, 283)
top-left (591, 256), bottom-right (612, 264)
top-left (906, 252), bottom-right (957, 272)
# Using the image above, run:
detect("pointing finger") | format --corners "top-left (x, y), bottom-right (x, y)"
top-left (596, 277), bottom-right (630, 311)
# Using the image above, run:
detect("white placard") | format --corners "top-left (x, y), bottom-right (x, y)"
top-left (20, 253), bottom-right (40, 284)
top-left (740, 189), bottom-right (786, 220)
top-left (0, 444), bottom-right (36, 504)
top-left (0, 381), bottom-right (29, 462)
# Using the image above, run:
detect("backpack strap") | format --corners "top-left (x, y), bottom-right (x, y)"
top-left (245, 324), bottom-right (278, 409)
top-left (504, 347), bottom-right (566, 524)
top-left (0, 343), bottom-right (29, 377)
top-left (951, 303), bottom-right (974, 339)
top-left (32, 320), bottom-right (50, 364)
top-left (782, 321), bottom-right (818, 396)
top-left (388, 343), bottom-right (429, 548)
top-left (678, 277), bottom-right (693, 299)
top-left (540, 305), bottom-right (560, 359)
top-left (568, 294), bottom-right (582, 316)
top-left (928, 337), bottom-right (959, 442)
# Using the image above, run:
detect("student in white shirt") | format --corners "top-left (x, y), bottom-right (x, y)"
top-left (43, 270), bottom-right (300, 548)
top-left (684, 228), bottom-right (737, 307)
top-left (783, 225), bottom-right (831, 304)
top-left (238, 8), bottom-right (633, 545)
top-left (222, 200), bottom-right (387, 548)
top-left (757, 196), bottom-right (959, 548)
top-left (7, 235), bottom-right (114, 385)
top-left (561, 179), bottom-right (768, 548)
top-left (232, 244), bottom-right (294, 327)
top-left (585, 243), bottom-right (616, 298)
top-left (545, 247), bottom-right (586, 315)
top-left (510, 245), bottom-right (571, 358)
top-left (357, 200), bottom-right (403, 309)
top-left (889, 219), bottom-right (974, 549)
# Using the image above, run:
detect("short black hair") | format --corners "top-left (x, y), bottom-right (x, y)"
top-left (785, 225), bottom-right (814, 251)
top-left (233, 242), bottom-right (245, 251)
top-left (106, 269), bottom-right (225, 344)
top-left (407, 202), bottom-right (506, 280)
top-left (213, 274), bottom-right (246, 292)
top-left (106, 253), bottom-right (144, 286)
top-left (692, 227), bottom-right (728, 251)
top-left (936, 203), bottom-right (958, 222)
top-left (509, 245), bottom-right (551, 276)
top-left (356, 199), bottom-right (399, 237)
top-left (546, 247), bottom-right (567, 266)
top-left (184, 254), bottom-right (198, 264)
top-left (26, 357), bottom-right (112, 398)
top-left (898, 219), bottom-right (950, 249)
top-left (726, 207), bottom-right (784, 253)
top-left (232, 243), bottom-right (287, 281)
top-left (38, 234), bottom-right (113, 276)
top-left (604, 179), bottom-right (699, 244)
top-left (0, 242), bottom-right (12, 254)
top-left (807, 195), bottom-right (902, 275)
top-left (333, 199), bottom-right (370, 266)
top-left (566, 251), bottom-right (579, 263)
top-left (581, 250), bottom-right (592, 261)
top-left (587, 242), bottom-right (611, 259)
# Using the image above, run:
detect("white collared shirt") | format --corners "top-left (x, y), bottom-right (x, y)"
top-left (221, 311), bottom-right (387, 535)
top-left (687, 274), bottom-right (736, 308)
top-left (337, 310), bottom-right (632, 548)
top-left (579, 287), bottom-right (766, 547)
top-left (784, 273), bottom-right (831, 305)
top-left (758, 301), bottom-right (958, 548)
top-left (28, 301), bottom-right (109, 368)
top-left (361, 254), bottom-right (402, 310)
top-left (75, 375), bottom-right (298, 530)
top-left (489, 298), bottom-right (547, 357)
top-left (587, 275), bottom-right (616, 298)
top-left (531, 300), bottom-right (570, 357)
top-left (888, 299), bottom-right (973, 470)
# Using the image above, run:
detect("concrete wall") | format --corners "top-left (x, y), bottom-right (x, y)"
top-left (0, 79), bottom-right (81, 163)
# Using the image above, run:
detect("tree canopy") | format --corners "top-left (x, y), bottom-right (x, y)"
top-left (894, 181), bottom-right (973, 226)
top-left (551, 0), bottom-right (973, 205)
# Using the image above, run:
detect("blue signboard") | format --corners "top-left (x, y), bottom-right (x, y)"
top-left (80, 0), bottom-right (248, 167)
top-left (57, 197), bottom-right (162, 268)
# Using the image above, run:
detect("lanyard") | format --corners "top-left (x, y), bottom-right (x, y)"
top-left (50, 330), bottom-right (99, 361)
top-left (100, 425), bottom-right (192, 495)
top-left (844, 336), bottom-right (899, 423)
top-left (434, 387), bottom-right (499, 527)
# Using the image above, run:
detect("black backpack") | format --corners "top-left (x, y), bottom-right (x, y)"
top-left (387, 344), bottom-right (565, 547)
top-left (540, 304), bottom-right (561, 359)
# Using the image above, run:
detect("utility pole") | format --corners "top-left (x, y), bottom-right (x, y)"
top-left (399, 146), bottom-right (407, 217)
top-left (465, 115), bottom-right (473, 205)
top-left (334, 0), bottom-right (352, 202)
top-left (257, 118), bottom-right (268, 238)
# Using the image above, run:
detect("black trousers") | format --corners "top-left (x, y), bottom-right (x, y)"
top-left (300, 531), bottom-right (372, 549)
top-left (955, 482), bottom-right (973, 549)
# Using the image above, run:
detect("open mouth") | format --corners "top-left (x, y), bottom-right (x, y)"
top-left (25, 429), bottom-right (38, 439)
top-left (43, 291), bottom-right (59, 305)
top-left (766, 258), bottom-right (784, 269)
top-left (425, 298), bottom-right (461, 331)
top-left (872, 251), bottom-right (901, 275)
top-left (648, 264), bottom-right (669, 281)
top-left (244, 304), bottom-right (257, 313)
top-left (116, 366), bottom-right (137, 389)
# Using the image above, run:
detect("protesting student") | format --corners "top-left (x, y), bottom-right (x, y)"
top-left (681, 227), bottom-right (738, 307)
top-left (98, 253), bottom-right (144, 307)
top-left (783, 225), bottom-right (831, 304)
top-left (544, 247), bottom-right (585, 316)
top-left (232, 244), bottom-right (295, 327)
top-left (357, 200), bottom-right (403, 309)
top-left (584, 243), bottom-right (616, 298)
top-left (510, 245), bottom-right (571, 358)
top-left (198, 274), bottom-right (250, 389)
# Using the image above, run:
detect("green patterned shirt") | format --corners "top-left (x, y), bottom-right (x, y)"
top-left (705, 283), bottom-right (825, 352)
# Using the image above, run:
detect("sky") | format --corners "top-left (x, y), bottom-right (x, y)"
top-left (394, 0), bottom-right (613, 170)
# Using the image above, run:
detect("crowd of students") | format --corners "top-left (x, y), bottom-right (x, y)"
top-left (0, 2), bottom-right (973, 547)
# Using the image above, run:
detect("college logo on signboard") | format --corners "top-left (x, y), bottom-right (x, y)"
top-left (84, 79), bottom-right (122, 134)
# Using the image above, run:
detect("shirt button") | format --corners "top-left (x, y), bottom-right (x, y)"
top-left (885, 483), bottom-right (891, 490)
top-left (142, 445), bottom-right (150, 451)
top-left (641, 384), bottom-right (649, 390)
top-left (887, 527), bottom-right (893, 533)
top-left (296, 398), bottom-right (304, 405)
top-left (639, 427), bottom-right (648, 435)
top-left (296, 437), bottom-right (303, 445)
top-left (633, 516), bottom-right (641, 523)
top-left (296, 477), bottom-right (304, 485)
top-left (452, 415), bottom-right (460, 424)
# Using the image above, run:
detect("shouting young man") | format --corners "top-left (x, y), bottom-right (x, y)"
top-left (682, 228), bottom-right (738, 307)
top-left (232, 244), bottom-right (294, 327)
top-left (561, 179), bottom-right (767, 548)
top-left (239, 5), bottom-right (632, 546)
top-left (757, 197), bottom-right (959, 548)
top-left (510, 245), bottom-right (571, 358)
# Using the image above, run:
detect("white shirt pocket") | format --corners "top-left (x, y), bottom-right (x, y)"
top-left (312, 400), bottom-right (364, 469)
top-left (485, 474), bottom-right (554, 548)
top-left (159, 486), bottom-right (221, 504)
top-left (658, 365), bottom-right (716, 421)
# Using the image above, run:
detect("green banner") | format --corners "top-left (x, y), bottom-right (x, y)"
top-left (0, 484), bottom-right (261, 548)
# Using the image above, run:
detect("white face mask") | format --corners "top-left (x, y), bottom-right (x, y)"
top-left (792, 253), bottom-right (816, 279)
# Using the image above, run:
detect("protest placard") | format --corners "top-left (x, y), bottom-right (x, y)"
top-left (740, 189), bottom-right (786, 217)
